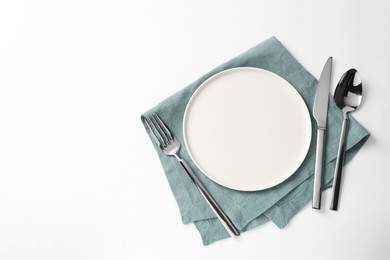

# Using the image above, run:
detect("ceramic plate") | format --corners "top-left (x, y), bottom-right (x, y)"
top-left (183, 67), bottom-right (312, 191)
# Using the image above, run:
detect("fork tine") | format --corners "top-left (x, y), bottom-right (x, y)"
top-left (153, 113), bottom-right (174, 141)
top-left (149, 114), bottom-right (169, 146)
top-left (144, 116), bottom-right (164, 147)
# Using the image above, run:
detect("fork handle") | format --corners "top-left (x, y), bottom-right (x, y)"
top-left (177, 157), bottom-right (240, 237)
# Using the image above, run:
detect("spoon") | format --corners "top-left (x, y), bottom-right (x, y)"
top-left (330, 69), bottom-right (363, 210)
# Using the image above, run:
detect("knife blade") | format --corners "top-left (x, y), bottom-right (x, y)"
top-left (312, 57), bottom-right (332, 209)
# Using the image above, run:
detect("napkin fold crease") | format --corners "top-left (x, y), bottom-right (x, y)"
top-left (141, 36), bottom-right (370, 245)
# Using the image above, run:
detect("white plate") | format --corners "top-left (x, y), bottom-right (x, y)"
top-left (183, 67), bottom-right (312, 191)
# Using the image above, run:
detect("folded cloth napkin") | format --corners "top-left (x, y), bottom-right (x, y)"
top-left (141, 36), bottom-right (370, 245)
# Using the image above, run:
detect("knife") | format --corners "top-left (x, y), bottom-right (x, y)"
top-left (312, 57), bottom-right (333, 209)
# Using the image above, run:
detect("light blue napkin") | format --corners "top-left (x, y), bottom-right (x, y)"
top-left (141, 36), bottom-right (370, 245)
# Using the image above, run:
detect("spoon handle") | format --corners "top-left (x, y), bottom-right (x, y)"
top-left (330, 114), bottom-right (349, 210)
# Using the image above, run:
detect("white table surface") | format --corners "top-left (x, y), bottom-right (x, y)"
top-left (1, 0), bottom-right (389, 259)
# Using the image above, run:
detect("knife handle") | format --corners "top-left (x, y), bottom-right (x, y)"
top-left (312, 127), bottom-right (326, 209)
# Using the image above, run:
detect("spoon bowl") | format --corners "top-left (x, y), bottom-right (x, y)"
top-left (334, 68), bottom-right (362, 113)
top-left (330, 69), bottom-right (363, 210)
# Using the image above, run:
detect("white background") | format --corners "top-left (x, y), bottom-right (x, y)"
top-left (1, 0), bottom-right (389, 259)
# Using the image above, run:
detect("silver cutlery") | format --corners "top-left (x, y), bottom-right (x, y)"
top-left (330, 69), bottom-right (363, 210)
top-left (144, 113), bottom-right (240, 236)
top-left (312, 57), bottom-right (333, 209)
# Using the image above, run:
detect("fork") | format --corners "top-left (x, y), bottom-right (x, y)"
top-left (144, 113), bottom-right (240, 237)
